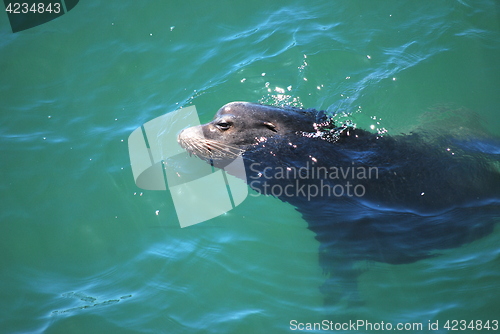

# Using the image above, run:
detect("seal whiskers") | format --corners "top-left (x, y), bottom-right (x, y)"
top-left (178, 133), bottom-right (242, 160)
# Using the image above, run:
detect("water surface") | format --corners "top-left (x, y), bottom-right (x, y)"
top-left (1, 0), bottom-right (499, 333)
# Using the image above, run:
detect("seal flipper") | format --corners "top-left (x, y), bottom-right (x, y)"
top-left (318, 253), bottom-right (365, 306)
top-left (454, 138), bottom-right (500, 155)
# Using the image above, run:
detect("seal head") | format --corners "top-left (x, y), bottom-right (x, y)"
top-left (178, 101), bottom-right (326, 166)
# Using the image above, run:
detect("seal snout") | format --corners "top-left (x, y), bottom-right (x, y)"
top-left (178, 125), bottom-right (203, 145)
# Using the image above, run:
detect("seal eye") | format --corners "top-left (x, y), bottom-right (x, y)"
top-left (216, 121), bottom-right (232, 131)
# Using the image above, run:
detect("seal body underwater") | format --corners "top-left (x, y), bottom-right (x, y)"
top-left (178, 101), bottom-right (500, 301)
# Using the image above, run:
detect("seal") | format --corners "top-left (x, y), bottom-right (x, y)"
top-left (178, 101), bottom-right (500, 301)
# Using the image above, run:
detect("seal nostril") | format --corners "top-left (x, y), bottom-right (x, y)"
top-left (177, 130), bottom-right (184, 143)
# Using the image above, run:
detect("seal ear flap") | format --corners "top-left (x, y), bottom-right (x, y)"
top-left (263, 121), bottom-right (278, 132)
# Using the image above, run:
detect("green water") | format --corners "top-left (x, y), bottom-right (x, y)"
top-left (1, 1), bottom-right (499, 333)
